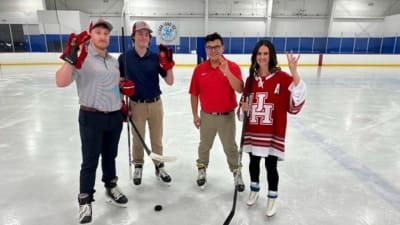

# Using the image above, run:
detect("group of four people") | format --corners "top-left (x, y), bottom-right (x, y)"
top-left (55, 18), bottom-right (306, 224)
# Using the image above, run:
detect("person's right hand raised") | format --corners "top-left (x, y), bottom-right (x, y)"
top-left (60, 31), bottom-right (90, 69)
top-left (286, 51), bottom-right (300, 75)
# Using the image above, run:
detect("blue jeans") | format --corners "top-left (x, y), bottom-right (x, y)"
top-left (78, 109), bottom-right (123, 195)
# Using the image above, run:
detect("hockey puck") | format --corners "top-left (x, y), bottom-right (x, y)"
top-left (154, 205), bottom-right (162, 211)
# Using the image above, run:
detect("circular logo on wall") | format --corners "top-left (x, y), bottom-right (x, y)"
top-left (158, 21), bottom-right (178, 42)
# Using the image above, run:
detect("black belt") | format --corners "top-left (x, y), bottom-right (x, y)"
top-left (80, 105), bottom-right (119, 114)
top-left (203, 110), bottom-right (233, 116)
top-left (132, 96), bottom-right (160, 103)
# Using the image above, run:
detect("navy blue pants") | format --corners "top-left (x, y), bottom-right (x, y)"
top-left (78, 109), bottom-right (123, 195)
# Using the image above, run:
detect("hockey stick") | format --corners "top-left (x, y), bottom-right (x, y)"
top-left (119, 5), bottom-right (137, 179)
top-left (223, 73), bottom-right (254, 225)
top-left (129, 119), bottom-right (177, 162)
top-left (222, 112), bottom-right (247, 225)
top-left (54, 0), bottom-right (63, 52)
top-left (120, 9), bottom-right (176, 164)
top-left (120, 15), bottom-right (133, 180)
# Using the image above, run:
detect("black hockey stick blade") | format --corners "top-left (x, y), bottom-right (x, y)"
top-left (223, 189), bottom-right (238, 225)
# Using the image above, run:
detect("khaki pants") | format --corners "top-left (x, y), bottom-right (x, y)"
top-left (129, 99), bottom-right (163, 165)
top-left (197, 111), bottom-right (239, 172)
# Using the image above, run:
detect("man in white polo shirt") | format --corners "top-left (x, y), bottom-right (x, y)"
top-left (56, 18), bottom-right (129, 224)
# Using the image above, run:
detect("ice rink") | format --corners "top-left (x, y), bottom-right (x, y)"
top-left (1, 65), bottom-right (400, 225)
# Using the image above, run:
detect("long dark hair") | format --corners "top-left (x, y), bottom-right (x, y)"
top-left (249, 40), bottom-right (280, 77)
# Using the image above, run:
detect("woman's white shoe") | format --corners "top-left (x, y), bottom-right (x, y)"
top-left (265, 198), bottom-right (277, 217)
top-left (246, 191), bottom-right (259, 206)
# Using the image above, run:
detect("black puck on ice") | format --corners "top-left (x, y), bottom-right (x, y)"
top-left (154, 205), bottom-right (162, 211)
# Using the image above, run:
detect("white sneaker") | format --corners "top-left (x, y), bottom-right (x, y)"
top-left (265, 198), bottom-right (277, 217)
top-left (247, 191), bottom-right (259, 206)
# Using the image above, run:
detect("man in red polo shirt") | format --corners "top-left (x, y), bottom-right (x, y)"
top-left (189, 32), bottom-right (244, 191)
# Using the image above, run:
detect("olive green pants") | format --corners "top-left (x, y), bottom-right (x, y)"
top-left (196, 111), bottom-right (239, 172)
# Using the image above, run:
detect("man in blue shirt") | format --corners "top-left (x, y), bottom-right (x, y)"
top-left (118, 21), bottom-right (174, 186)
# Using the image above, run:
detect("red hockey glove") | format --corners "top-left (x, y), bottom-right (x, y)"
top-left (121, 99), bottom-right (131, 122)
top-left (159, 44), bottom-right (175, 71)
top-left (75, 44), bottom-right (88, 69)
top-left (119, 80), bottom-right (135, 97)
top-left (74, 31), bottom-right (90, 69)
top-left (60, 31), bottom-right (90, 69)
top-left (60, 33), bottom-right (78, 66)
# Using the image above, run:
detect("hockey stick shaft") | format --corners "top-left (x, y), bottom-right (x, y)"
top-left (120, 23), bottom-right (133, 180)
top-left (129, 118), bottom-right (177, 162)
top-left (223, 113), bottom-right (247, 225)
top-left (125, 96), bottom-right (132, 180)
top-left (223, 182), bottom-right (238, 225)
top-left (53, 0), bottom-right (63, 52)
top-left (223, 74), bottom-right (254, 225)
top-left (128, 119), bottom-right (151, 156)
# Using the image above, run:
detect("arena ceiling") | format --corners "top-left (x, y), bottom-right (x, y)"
top-left (44, 0), bottom-right (400, 18)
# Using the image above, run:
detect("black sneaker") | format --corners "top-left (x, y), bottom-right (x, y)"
top-left (78, 193), bottom-right (93, 224)
top-left (105, 186), bottom-right (128, 207)
top-left (133, 165), bottom-right (143, 185)
top-left (155, 163), bottom-right (172, 184)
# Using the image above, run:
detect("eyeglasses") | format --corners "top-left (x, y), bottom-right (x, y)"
top-left (205, 45), bottom-right (222, 52)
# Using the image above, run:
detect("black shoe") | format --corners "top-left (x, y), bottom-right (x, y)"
top-left (105, 186), bottom-right (128, 207)
top-left (78, 193), bottom-right (93, 224)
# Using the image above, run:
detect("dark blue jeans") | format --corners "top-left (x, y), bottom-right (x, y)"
top-left (78, 109), bottom-right (123, 195)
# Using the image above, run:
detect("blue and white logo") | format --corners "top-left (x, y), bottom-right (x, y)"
top-left (158, 21), bottom-right (178, 43)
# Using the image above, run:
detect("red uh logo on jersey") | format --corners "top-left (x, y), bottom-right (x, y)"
top-left (249, 92), bottom-right (274, 125)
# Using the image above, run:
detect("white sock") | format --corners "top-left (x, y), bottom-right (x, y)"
top-left (250, 182), bottom-right (260, 192)
top-left (267, 190), bottom-right (278, 198)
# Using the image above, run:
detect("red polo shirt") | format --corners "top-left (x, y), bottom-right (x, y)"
top-left (189, 58), bottom-right (242, 113)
